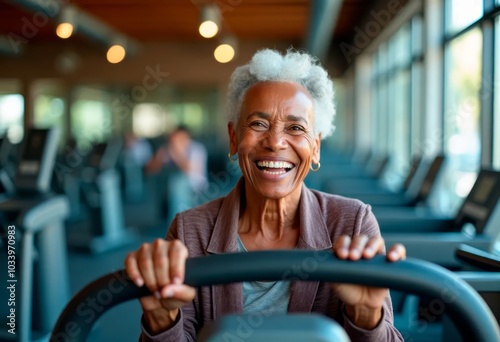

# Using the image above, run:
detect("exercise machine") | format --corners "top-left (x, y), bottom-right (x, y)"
top-left (0, 136), bottom-right (16, 195)
top-left (330, 154), bottom-right (444, 210)
top-left (395, 238), bottom-right (500, 341)
top-left (326, 155), bottom-right (421, 196)
top-left (50, 251), bottom-right (500, 341)
top-left (382, 168), bottom-right (500, 267)
top-left (0, 127), bottom-right (70, 342)
top-left (380, 168), bottom-right (500, 334)
top-left (66, 138), bottom-right (139, 254)
top-left (379, 168), bottom-right (500, 235)
top-left (325, 152), bottom-right (390, 180)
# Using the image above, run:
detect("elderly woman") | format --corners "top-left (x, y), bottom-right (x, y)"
top-left (125, 49), bottom-right (406, 341)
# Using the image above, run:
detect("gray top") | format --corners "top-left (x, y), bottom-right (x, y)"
top-left (237, 236), bottom-right (291, 315)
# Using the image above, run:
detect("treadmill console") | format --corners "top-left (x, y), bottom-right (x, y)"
top-left (455, 244), bottom-right (500, 271)
top-left (87, 138), bottom-right (122, 171)
top-left (454, 169), bottom-right (500, 234)
top-left (0, 136), bottom-right (13, 167)
top-left (14, 127), bottom-right (60, 194)
top-left (408, 155), bottom-right (445, 205)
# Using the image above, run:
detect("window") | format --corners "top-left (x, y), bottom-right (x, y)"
top-left (411, 15), bottom-right (423, 57)
top-left (410, 61), bottom-right (424, 155)
top-left (375, 78), bottom-right (389, 154)
top-left (445, 0), bottom-right (483, 35)
top-left (133, 102), bottom-right (206, 139)
top-left (371, 23), bottom-right (413, 188)
top-left (328, 79), bottom-right (350, 149)
top-left (442, 27), bottom-right (483, 213)
top-left (389, 69), bottom-right (411, 183)
top-left (34, 96), bottom-right (64, 128)
top-left (166, 103), bottom-right (204, 134)
top-left (373, 45), bottom-right (389, 154)
top-left (133, 103), bottom-right (170, 138)
top-left (410, 15), bottom-right (424, 157)
top-left (494, 16), bottom-right (500, 169)
top-left (71, 87), bottom-right (112, 150)
top-left (32, 80), bottom-right (66, 144)
top-left (391, 24), bottom-right (411, 67)
top-left (389, 25), bottom-right (411, 185)
top-left (0, 80), bottom-right (23, 143)
top-left (0, 94), bottom-right (24, 144)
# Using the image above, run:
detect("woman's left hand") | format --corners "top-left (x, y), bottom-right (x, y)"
top-left (331, 235), bottom-right (406, 329)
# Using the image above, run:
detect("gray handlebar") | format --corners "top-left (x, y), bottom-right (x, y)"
top-left (50, 251), bottom-right (500, 342)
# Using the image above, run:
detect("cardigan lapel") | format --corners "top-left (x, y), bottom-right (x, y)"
top-left (206, 179), bottom-right (244, 318)
top-left (288, 184), bottom-right (333, 312)
top-left (205, 179), bottom-right (334, 316)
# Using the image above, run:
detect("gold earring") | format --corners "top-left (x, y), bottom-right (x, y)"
top-left (228, 152), bottom-right (238, 162)
top-left (310, 161), bottom-right (320, 172)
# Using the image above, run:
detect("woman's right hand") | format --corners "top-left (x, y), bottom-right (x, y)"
top-left (125, 239), bottom-right (196, 334)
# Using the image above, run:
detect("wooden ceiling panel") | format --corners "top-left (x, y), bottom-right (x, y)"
top-left (0, 0), bottom-right (401, 60)
top-left (70, 1), bottom-right (310, 41)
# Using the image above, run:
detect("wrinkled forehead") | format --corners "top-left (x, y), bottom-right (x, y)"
top-left (239, 81), bottom-right (315, 121)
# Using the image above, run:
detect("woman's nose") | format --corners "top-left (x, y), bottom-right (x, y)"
top-left (263, 128), bottom-right (287, 151)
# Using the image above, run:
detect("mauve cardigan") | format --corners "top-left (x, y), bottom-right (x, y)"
top-left (140, 178), bottom-right (404, 341)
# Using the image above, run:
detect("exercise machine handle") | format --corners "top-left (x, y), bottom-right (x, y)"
top-left (51, 251), bottom-right (500, 342)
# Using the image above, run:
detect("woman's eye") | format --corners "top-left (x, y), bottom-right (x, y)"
top-left (288, 125), bottom-right (305, 133)
top-left (250, 121), bottom-right (267, 130)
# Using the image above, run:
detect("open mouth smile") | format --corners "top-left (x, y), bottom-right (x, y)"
top-left (255, 160), bottom-right (295, 175)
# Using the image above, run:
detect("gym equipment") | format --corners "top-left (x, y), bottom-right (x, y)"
top-left (326, 152), bottom-right (390, 180)
top-left (50, 251), bottom-right (500, 342)
top-left (396, 239), bottom-right (500, 339)
top-left (326, 155), bottom-right (422, 197)
top-left (381, 172), bottom-right (500, 339)
top-left (66, 138), bottom-right (139, 254)
top-left (392, 243), bottom-right (500, 341)
top-left (119, 135), bottom-right (152, 203)
top-left (325, 156), bottom-right (422, 199)
top-left (53, 138), bottom-right (87, 220)
top-left (0, 127), bottom-right (70, 342)
top-left (383, 168), bottom-right (500, 268)
top-left (456, 243), bottom-right (500, 271)
top-left (455, 243), bottom-right (500, 324)
top-left (0, 136), bottom-right (16, 195)
top-left (310, 150), bottom-right (385, 193)
top-left (358, 154), bottom-right (445, 207)
top-left (119, 148), bottom-right (147, 203)
top-left (379, 168), bottom-right (500, 232)
top-left (329, 155), bottom-right (444, 212)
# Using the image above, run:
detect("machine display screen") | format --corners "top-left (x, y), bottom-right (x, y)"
top-left (88, 143), bottom-right (106, 168)
top-left (22, 130), bottom-right (47, 160)
top-left (472, 175), bottom-right (496, 203)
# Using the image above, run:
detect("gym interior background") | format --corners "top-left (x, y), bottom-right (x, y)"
top-left (1, 0), bottom-right (500, 341)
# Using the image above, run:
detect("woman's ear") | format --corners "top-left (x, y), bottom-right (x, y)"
top-left (312, 133), bottom-right (321, 164)
top-left (227, 121), bottom-right (238, 155)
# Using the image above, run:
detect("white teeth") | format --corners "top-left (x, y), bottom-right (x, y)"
top-left (262, 170), bottom-right (286, 175)
top-left (257, 161), bottom-right (293, 169)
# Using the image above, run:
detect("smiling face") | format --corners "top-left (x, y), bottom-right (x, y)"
top-left (228, 81), bottom-right (321, 200)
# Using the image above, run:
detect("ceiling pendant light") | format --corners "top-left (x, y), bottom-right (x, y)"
top-left (214, 36), bottom-right (237, 63)
top-left (199, 5), bottom-right (220, 38)
top-left (56, 6), bottom-right (77, 39)
top-left (107, 37), bottom-right (127, 64)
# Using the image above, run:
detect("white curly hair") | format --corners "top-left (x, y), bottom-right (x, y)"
top-left (226, 48), bottom-right (336, 139)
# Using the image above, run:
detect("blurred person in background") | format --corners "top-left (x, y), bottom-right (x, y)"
top-left (145, 125), bottom-right (208, 222)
